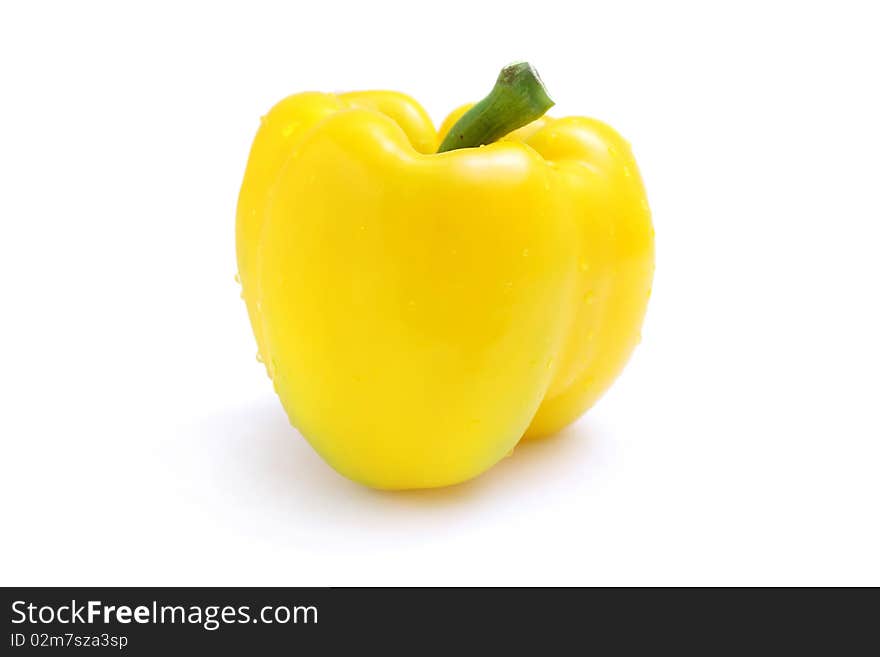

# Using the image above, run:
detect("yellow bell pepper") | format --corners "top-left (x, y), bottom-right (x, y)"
top-left (236, 63), bottom-right (654, 490)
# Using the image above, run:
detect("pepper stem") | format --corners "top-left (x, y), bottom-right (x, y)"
top-left (437, 62), bottom-right (554, 153)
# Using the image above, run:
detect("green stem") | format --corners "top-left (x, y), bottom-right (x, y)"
top-left (437, 62), bottom-right (554, 153)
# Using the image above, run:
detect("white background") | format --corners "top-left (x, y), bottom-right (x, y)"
top-left (1, 1), bottom-right (878, 586)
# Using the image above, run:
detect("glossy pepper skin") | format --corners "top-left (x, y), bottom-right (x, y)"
top-left (236, 90), bottom-right (653, 490)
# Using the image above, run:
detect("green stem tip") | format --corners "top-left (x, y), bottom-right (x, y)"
top-left (437, 62), bottom-right (554, 153)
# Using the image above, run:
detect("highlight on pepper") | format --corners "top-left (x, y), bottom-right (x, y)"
top-left (235, 62), bottom-right (654, 490)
